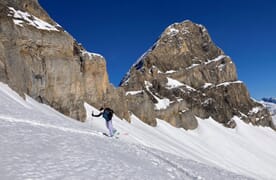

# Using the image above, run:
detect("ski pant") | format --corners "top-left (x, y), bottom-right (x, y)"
top-left (106, 120), bottom-right (115, 136)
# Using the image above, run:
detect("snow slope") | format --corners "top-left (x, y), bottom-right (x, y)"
top-left (0, 82), bottom-right (275, 179)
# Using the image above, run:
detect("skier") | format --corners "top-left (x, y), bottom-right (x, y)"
top-left (92, 107), bottom-right (117, 137)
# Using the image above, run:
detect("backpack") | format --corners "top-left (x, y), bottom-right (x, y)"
top-left (102, 108), bottom-right (113, 121)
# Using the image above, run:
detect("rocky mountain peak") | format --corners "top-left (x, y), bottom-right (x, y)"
top-left (121, 20), bottom-right (236, 89)
top-left (121, 20), bottom-right (274, 130)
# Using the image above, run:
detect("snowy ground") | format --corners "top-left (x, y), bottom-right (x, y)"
top-left (0, 82), bottom-right (275, 180)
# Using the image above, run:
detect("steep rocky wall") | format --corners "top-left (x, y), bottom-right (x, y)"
top-left (0, 0), bottom-right (129, 121)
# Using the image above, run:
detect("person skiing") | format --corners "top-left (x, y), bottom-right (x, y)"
top-left (92, 107), bottom-right (117, 137)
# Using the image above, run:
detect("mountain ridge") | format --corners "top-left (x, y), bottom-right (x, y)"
top-left (120, 20), bottom-right (274, 130)
top-left (262, 97), bottom-right (276, 104)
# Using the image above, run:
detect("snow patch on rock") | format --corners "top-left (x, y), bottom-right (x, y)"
top-left (145, 81), bottom-right (172, 110)
top-left (216, 81), bottom-right (243, 87)
top-left (166, 77), bottom-right (184, 89)
top-left (126, 90), bottom-right (144, 96)
top-left (81, 50), bottom-right (104, 60)
top-left (8, 7), bottom-right (59, 31)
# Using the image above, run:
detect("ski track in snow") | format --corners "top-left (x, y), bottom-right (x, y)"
top-left (0, 115), bottom-right (250, 180)
top-left (0, 115), bottom-right (100, 137)
top-left (0, 116), bottom-right (198, 180)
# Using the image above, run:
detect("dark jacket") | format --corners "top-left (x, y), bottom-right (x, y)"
top-left (92, 108), bottom-right (114, 121)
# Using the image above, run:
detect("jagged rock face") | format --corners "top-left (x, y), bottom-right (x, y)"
top-left (0, 0), bottom-right (119, 121)
top-left (121, 20), bottom-right (274, 130)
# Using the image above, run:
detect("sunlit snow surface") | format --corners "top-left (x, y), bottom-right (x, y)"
top-left (1, 82), bottom-right (276, 179)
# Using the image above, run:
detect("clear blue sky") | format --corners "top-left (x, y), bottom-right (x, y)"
top-left (39, 0), bottom-right (275, 99)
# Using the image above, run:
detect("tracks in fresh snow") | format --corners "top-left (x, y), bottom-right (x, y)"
top-left (0, 115), bottom-right (253, 180)
top-left (0, 115), bottom-right (100, 137)
top-left (139, 145), bottom-right (203, 180)
top-left (0, 115), bottom-right (198, 179)
top-left (0, 115), bottom-right (200, 179)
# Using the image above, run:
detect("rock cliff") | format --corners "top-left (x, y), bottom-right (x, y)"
top-left (120, 20), bottom-right (274, 130)
top-left (0, 0), bottom-right (129, 121)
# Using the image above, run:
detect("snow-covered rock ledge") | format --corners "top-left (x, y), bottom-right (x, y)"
top-left (8, 7), bottom-right (59, 31)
